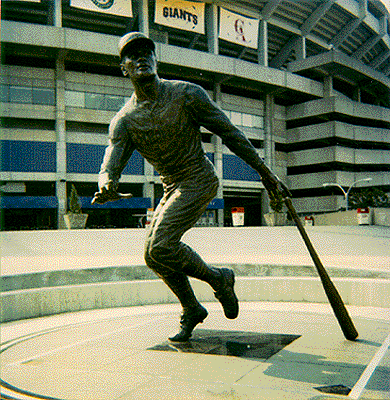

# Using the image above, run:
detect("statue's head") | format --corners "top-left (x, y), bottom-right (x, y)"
top-left (118, 32), bottom-right (158, 82)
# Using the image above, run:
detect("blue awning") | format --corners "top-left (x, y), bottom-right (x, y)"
top-left (0, 196), bottom-right (58, 209)
top-left (82, 197), bottom-right (152, 209)
top-left (0, 196), bottom-right (222, 210)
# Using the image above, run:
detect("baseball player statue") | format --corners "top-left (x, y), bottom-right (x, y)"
top-left (92, 32), bottom-right (290, 342)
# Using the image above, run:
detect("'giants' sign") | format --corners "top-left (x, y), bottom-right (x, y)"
top-left (155, 0), bottom-right (205, 34)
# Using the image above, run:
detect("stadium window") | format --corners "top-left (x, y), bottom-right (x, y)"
top-left (9, 86), bottom-right (32, 104)
top-left (0, 85), bottom-right (9, 102)
top-left (252, 115), bottom-right (263, 128)
top-left (105, 94), bottom-right (125, 111)
top-left (65, 91), bottom-right (85, 108)
top-left (242, 113), bottom-right (252, 127)
top-left (85, 92), bottom-right (104, 110)
top-left (32, 87), bottom-right (55, 106)
top-left (230, 111), bottom-right (242, 126)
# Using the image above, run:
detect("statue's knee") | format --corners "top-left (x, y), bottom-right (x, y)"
top-left (148, 243), bottom-right (173, 264)
top-left (144, 248), bottom-right (152, 266)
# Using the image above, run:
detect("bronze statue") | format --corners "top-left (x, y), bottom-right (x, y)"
top-left (92, 32), bottom-right (290, 342)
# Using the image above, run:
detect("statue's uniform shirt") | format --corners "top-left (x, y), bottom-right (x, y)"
top-left (98, 79), bottom-right (262, 189)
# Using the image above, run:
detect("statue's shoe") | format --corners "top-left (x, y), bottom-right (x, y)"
top-left (169, 305), bottom-right (208, 342)
top-left (214, 268), bottom-right (239, 319)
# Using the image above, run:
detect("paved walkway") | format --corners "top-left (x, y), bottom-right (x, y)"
top-left (1, 226), bottom-right (390, 399)
top-left (2, 226), bottom-right (390, 276)
top-left (1, 302), bottom-right (389, 400)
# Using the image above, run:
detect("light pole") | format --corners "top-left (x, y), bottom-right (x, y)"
top-left (323, 178), bottom-right (372, 210)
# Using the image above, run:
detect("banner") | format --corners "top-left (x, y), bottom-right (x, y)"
top-left (155, 0), bottom-right (205, 34)
top-left (70, 0), bottom-right (132, 18)
top-left (219, 7), bottom-right (259, 49)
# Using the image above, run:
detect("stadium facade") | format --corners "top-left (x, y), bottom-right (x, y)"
top-left (1, 0), bottom-right (389, 230)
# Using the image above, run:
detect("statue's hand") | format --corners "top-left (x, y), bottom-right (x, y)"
top-left (92, 182), bottom-right (132, 205)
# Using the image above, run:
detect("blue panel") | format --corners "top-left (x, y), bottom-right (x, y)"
top-left (0, 141), bottom-right (11, 171)
top-left (82, 197), bottom-right (151, 209)
top-left (67, 143), bottom-right (144, 175)
top-left (223, 154), bottom-right (260, 181)
top-left (206, 152), bottom-right (214, 163)
top-left (67, 143), bottom-right (105, 174)
top-left (207, 198), bottom-right (224, 209)
top-left (0, 140), bottom-right (56, 172)
top-left (0, 196), bottom-right (58, 209)
top-left (0, 196), bottom-right (150, 210)
top-left (122, 150), bottom-right (144, 175)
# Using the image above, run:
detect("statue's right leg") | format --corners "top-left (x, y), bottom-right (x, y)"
top-left (144, 250), bottom-right (208, 342)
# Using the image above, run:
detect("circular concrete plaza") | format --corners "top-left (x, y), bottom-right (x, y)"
top-left (1, 302), bottom-right (389, 400)
top-left (1, 226), bottom-right (390, 399)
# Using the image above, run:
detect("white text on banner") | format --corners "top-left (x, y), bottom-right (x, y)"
top-left (155, 0), bottom-right (205, 34)
top-left (219, 7), bottom-right (259, 49)
top-left (70, 0), bottom-right (132, 18)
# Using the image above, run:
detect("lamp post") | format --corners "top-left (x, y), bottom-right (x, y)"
top-left (322, 178), bottom-right (372, 210)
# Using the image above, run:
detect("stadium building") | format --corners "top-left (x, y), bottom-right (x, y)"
top-left (1, 0), bottom-right (389, 230)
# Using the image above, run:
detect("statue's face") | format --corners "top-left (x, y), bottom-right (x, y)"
top-left (120, 46), bottom-right (157, 82)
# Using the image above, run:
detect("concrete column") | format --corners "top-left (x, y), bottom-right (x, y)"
top-left (54, 0), bottom-right (62, 27)
top-left (55, 51), bottom-right (67, 229)
top-left (143, 182), bottom-right (154, 209)
top-left (258, 20), bottom-right (268, 66)
top-left (264, 94), bottom-right (274, 170)
top-left (324, 75), bottom-right (334, 97)
top-left (359, 0), bottom-right (368, 19)
top-left (144, 159), bottom-right (155, 210)
top-left (262, 93), bottom-right (275, 221)
top-left (137, 0), bottom-right (149, 36)
top-left (206, 4), bottom-right (219, 55)
top-left (213, 81), bottom-right (224, 226)
top-left (295, 36), bottom-right (306, 60)
top-left (353, 86), bottom-right (361, 102)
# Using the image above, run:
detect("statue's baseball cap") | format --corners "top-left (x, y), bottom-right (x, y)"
top-left (118, 32), bottom-right (155, 59)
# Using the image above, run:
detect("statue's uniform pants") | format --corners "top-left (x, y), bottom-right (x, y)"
top-left (144, 173), bottom-right (220, 310)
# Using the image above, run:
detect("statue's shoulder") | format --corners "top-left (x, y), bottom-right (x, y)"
top-left (109, 95), bottom-right (136, 127)
top-left (161, 79), bottom-right (200, 95)
top-left (113, 94), bottom-right (137, 119)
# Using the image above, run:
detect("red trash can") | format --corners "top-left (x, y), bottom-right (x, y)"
top-left (357, 208), bottom-right (371, 225)
top-left (231, 207), bottom-right (245, 226)
top-left (304, 216), bottom-right (314, 226)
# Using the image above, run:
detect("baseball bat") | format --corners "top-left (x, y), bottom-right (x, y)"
top-left (284, 197), bottom-right (358, 341)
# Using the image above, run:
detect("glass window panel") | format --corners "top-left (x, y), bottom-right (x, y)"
top-left (253, 115), bottom-right (264, 128)
top-left (223, 109), bottom-right (231, 119)
top-left (10, 86), bottom-right (32, 104)
top-left (85, 92), bottom-right (104, 110)
top-left (242, 113), bottom-right (252, 127)
top-left (105, 94), bottom-right (125, 111)
top-left (65, 91), bottom-right (85, 108)
top-left (230, 111), bottom-right (242, 126)
top-left (33, 87), bottom-right (55, 105)
top-left (0, 85), bottom-right (9, 102)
